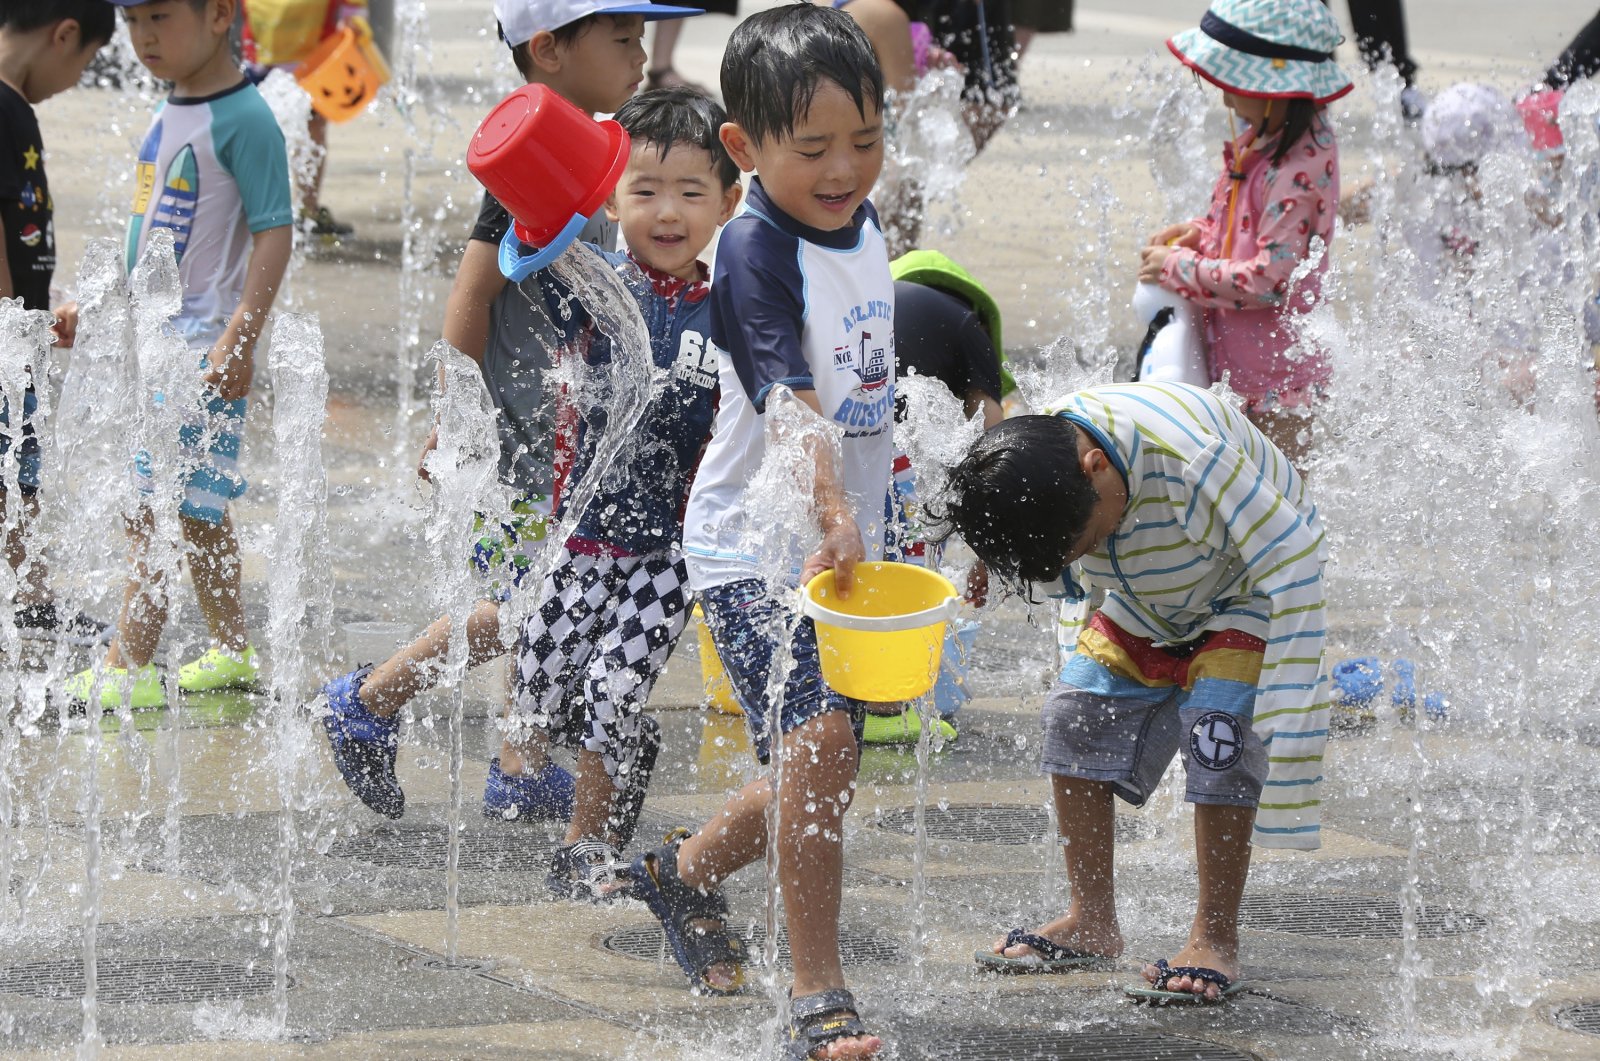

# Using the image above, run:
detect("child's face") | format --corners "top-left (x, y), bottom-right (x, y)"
top-left (122, 0), bottom-right (231, 84)
top-left (722, 80), bottom-right (883, 232)
top-left (1222, 91), bottom-right (1274, 130)
top-left (607, 141), bottom-right (741, 281)
top-left (547, 14), bottom-right (647, 115)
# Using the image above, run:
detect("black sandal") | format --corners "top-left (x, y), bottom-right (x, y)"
top-left (625, 831), bottom-right (747, 995)
top-left (786, 988), bottom-right (877, 1060)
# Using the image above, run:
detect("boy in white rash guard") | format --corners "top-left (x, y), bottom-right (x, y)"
top-left (624, 6), bottom-right (891, 1060)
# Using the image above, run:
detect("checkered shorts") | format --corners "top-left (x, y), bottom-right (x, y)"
top-left (508, 544), bottom-right (691, 788)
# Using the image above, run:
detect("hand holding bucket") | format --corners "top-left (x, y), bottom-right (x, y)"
top-left (296, 16), bottom-right (390, 123)
top-left (466, 85), bottom-right (632, 282)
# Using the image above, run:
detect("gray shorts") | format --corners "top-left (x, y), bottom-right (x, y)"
top-left (1038, 681), bottom-right (1267, 808)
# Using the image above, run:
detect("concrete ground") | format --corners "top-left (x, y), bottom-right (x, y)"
top-left (8, 1), bottom-right (1600, 1058)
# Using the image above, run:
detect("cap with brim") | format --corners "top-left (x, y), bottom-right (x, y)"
top-left (1167, 0), bottom-right (1352, 105)
top-left (496, 0), bottom-right (704, 48)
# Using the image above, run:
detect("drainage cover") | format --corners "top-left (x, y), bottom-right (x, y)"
top-left (326, 829), bottom-right (557, 871)
top-left (1555, 1001), bottom-right (1600, 1037)
top-left (901, 1028), bottom-right (1257, 1060)
top-left (600, 923), bottom-right (902, 968)
top-left (1238, 893), bottom-right (1486, 939)
top-left (872, 803), bottom-right (1154, 845)
top-left (0, 958), bottom-right (277, 1004)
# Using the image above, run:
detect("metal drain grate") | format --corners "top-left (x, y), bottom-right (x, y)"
top-left (326, 829), bottom-right (557, 871)
top-left (1555, 1001), bottom-right (1600, 1037)
top-left (1238, 893), bottom-right (1487, 939)
top-left (903, 1028), bottom-right (1258, 1060)
top-left (0, 958), bottom-right (278, 1004)
top-left (600, 923), bottom-right (902, 968)
top-left (872, 803), bottom-right (1154, 846)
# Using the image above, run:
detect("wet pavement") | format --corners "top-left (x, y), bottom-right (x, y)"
top-left (10, 0), bottom-right (1600, 1057)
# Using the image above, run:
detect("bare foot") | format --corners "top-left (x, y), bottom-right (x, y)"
top-left (1141, 939), bottom-right (1240, 1001)
top-left (815, 1033), bottom-right (883, 1059)
top-left (991, 912), bottom-right (1123, 960)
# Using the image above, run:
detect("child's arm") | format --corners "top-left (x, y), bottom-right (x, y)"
top-left (792, 387), bottom-right (865, 595)
top-left (418, 237), bottom-right (509, 479)
top-left (1148, 159), bottom-right (1334, 309)
top-left (205, 225), bottom-right (292, 400)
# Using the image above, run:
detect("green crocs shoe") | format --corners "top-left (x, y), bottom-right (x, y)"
top-left (177, 646), bottom-right (260, 694)
top-left (64, 664), bottom-right (166, 711)
top-left (862, 707), bottom-right (957, 746)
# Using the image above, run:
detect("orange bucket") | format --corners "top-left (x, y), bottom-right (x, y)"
top-left (296, 17), bottom-right (390, 124)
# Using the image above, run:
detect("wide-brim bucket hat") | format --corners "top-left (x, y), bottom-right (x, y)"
top-left (1168, 0), bottom-right (1353, 105)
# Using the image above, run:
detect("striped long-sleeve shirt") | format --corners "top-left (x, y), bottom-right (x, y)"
top-left (1046, 383), bottom-right (1330, 850)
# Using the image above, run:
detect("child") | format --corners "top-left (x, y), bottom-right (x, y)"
top-left (239, 0), bottom-right (368, 236)
top-left (500, 87), bottom-right (740, 898)
top-left (63, 0), bottom-right (294, 710)
top-left (628, 7), bottom-right (889, 1059)
top-left (939, 381), bottom-right (1329, 1004)
top-left (1138, 0), bottom-right (1349, 469)
top-left (865, 249), bottom-right (1009, 745)
top-left (0, 1), bottom-right (116, 647)
top-left (318, 0), bottom-right (702, 821)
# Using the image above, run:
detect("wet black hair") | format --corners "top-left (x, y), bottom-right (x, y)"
top-left (0, 0), bottom-right (116, 47)
top-left (931, 415), bottom-right (1101, 591)
top-left (615, 88), bottom-right (740, 189)
top-left (498, 12), bottom-right (607, 82)
top-left (719, 2), bottom-right (884, 147)
top-left (1265, 99), bottom-right (1320, 166)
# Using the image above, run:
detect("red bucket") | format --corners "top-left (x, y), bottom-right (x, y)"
top-left (467, 85), bottom-right (630, 250)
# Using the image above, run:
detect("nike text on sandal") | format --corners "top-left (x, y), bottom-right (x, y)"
top-left (786, 988), bottom-right (880, 1061)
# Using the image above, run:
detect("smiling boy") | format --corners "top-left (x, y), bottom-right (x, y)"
top-left (626, 6), bottom-right (892, 1060)
top-left (492, 87), bottom-right (741, 900)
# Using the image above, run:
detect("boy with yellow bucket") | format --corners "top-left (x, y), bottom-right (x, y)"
top-left (240, 0), bottom-right (385, 236)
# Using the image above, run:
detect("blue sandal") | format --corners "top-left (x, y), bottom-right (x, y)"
top-left (786, 988), bottom-right (877, 1061)
top-left (1125, 958), bottom-right (1247, 1004)
top-left (974, 928), bottom-right (1117, 973)
top-left (625, 831), bottom-right (747, 996)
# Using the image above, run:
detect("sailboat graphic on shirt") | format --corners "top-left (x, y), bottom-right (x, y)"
top-left (127, 121), bottom-right (199, 271)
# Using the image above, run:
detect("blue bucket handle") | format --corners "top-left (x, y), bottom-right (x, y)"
top-left (498, 212), bottom-right (588, 282)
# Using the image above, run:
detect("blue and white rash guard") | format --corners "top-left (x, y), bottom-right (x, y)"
top-left (683, 178), bottom-right (896, 589)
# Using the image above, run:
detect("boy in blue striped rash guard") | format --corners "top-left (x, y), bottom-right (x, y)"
top-left (940, 381), bottom-right (1328, 1005)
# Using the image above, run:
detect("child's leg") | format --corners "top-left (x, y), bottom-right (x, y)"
top-left (993, 774), bottom-right (1124, 959)
top-left (303, 113), bottom-right (328, 213)
top-left (180, 511), bottom-right (247, 653)
top-left (2, 490), bottom-right (46, 607)
top-left (1143, 803), bottom-right (1254, 999)
top-left (359, 598), bottom-right (506, 718)
top-left (772, 708), bottom-right (862, 998)
top-left (500, 550), bottom-right (614, 775)
top-left (564, 552), bottom-right (692, 846)
top-left (106, 509), bottom-right (167, 670)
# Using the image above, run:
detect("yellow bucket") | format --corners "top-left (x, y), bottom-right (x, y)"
top-left (695, 605), bottom-right (743, 716)
top-left (296, 17), bottom-right (390, 123)
top-left (801, 562), bottom-right (960, 702)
